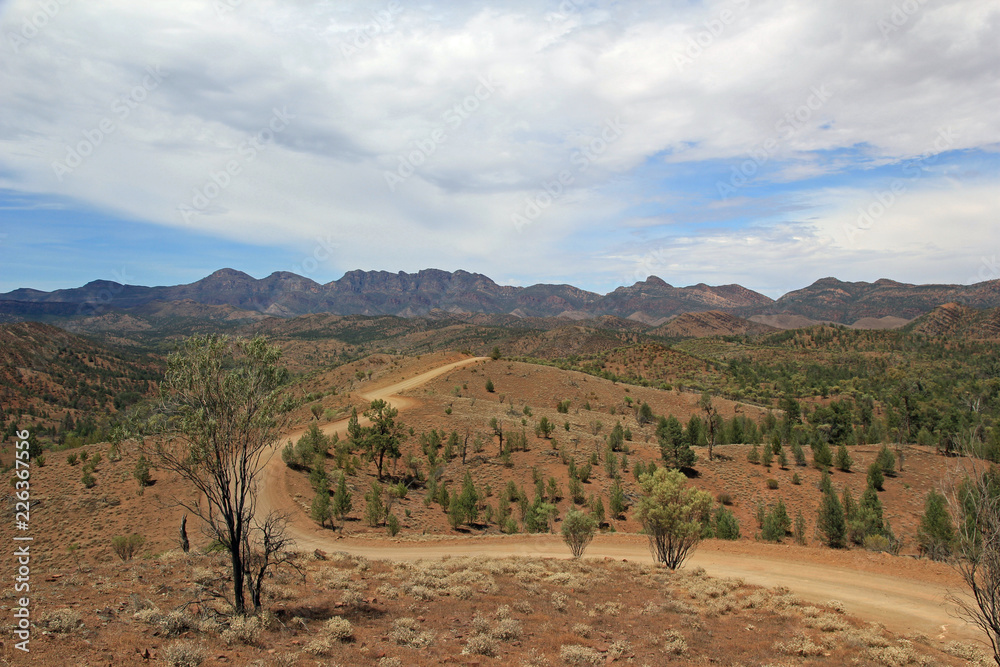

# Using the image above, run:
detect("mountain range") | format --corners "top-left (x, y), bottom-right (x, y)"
top-left (3, 268), bottom-right (1000, 328)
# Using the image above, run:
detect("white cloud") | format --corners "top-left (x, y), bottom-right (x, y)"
top-left (0, 0), bottom-right (997, 292)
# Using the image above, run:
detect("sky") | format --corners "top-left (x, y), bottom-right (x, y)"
top-left (0, 0), bottom-right (998, 298)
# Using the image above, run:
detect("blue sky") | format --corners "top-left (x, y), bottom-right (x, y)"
top-left (1, 0), bottom-right (998, 298)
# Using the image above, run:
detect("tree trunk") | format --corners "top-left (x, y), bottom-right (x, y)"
top-left (179, 514), bottom-right (190, 553)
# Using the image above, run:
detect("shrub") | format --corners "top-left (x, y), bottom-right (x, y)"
top-left (761, 500), bottom-right (791, 542)
top-left (794, 510), bottom-right (807, 545)
top-left (559, 644), bottom-right (603, 665)
top-left (387, 512), bottom-right (401, 537)
top-left (747, 444), bottom-right (760, 464)
top-left (222, 614), bottom-right (266, 646)
top-left (323, 616), bottom-right (354, 641)
top-left (818, 482), bottom-right (847, 548)
top-left (766, 478), bottom-right (779, 490)
top-left (163, 641), bottom-right (205, 667)
top-left (485, 379), bottom-right (495, 393)
top-left (792, 472), bottom-right (801, 485)
top-left (66, 452), bottom-right (78, 466)
top-left (634, 468), bottom-right (713, 569)
top-left (81, 469), bottom-right (96, 488)
top-left (557, 400), bottom-right (571, 414)
top-left (462, 634), bottom-right (497, 657)
top-left (867, 462), bottom-right (885, 491)
top-left (111, 533), bottom-right (146, 561)
top-left (42, 608), bottom-right (81, 633)
top-left (813, 441), bottom-right (833, 470)
top-left (365, 481), bottom-right (386, 527)
top-left (390, 617), bottom-right (434, 648)
top-left (876, 445), bottom-right (897, 477)
top-left (714, 505), bottom-right (740, 540)
top-left (133, 454), bottom-right (152, 487)
top-left (917, 489), bottom-right (954, 560)
top-left (835, 445), bottom-right (853, 472)
top-left (561, 509), bottom-right (597, 558)
top-left (717, 492), bottom-right (733, 506)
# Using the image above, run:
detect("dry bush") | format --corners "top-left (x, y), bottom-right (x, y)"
top-left (448, 585), bottom-right (474, 600)
top-left (389, 617), bottom-right (434, 648)
top-left (775, 633), bottom-right (825, 657)
top-left (162, 610), bottom-right (198, 636)
top-left (323, 616), bottom-right (354, 641)
top-left (491, 618), bottom-right (523, 642)
top-left (376, 583), bottom-right (400, 599)
top-left (825, 599), bottom-right (846, 613)
top-left (804, 613), bottom-right (850, 633)
top-left (559, 644), bottom-right (603, 665)
top-left (590, 601), bottom-right (622, 617)
top-left (571, 623), bottom-right (592, 638)
top-left (660, 630), bottom-right (687, 655)
top-left (521, 648), bottom-right (551, 666)
top-left (42, 608), bottom-right (82, 633)
top-left (222, 614), bottom-right (267, 646)
top-left (462, 633), bottom-right (498, 657)
top-left (607, 640), bottom-right (632, 661)
top-left (407, 584), bottom-right (437, 601)
top-left (163, 641), bottom-right (206, 667)
top-left (378, 658), bottom-right (403, 667)
top-left (513, 600), bottom-right (534, 615)
top-left (551, 592), bottom-right (569, 612)
top-left (472, 612), bottom-right (491, 635)
top-left (862, 641), bottom-right (933, 666)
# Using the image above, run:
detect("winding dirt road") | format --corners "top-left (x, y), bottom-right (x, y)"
top-left (259, 356), bottom-right (982, 644)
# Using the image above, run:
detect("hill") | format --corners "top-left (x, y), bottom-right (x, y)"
top-left (649, 310), bottom-right (778, 338)
top-left (906, 302), bottom-right (1000, 339)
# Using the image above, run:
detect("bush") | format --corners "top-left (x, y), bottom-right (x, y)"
top-left (485, 379), bottom-right (495, 393)
top-left (761, 500), bottom-right (791, 542)
top-left (163, 641), bottom-right (205, 667)
top-left (716, 492), bottom-right (733, 506)
top-left (876, 445), bottom-right (897, 477)
top-left (867, 462), bottom-right (885, 491)
top-left (714, 505), bottom-right (740, 540)
top-left (111, 533), bottom-right (146, 561)
top-left (134, 455), bottom-right (152, 487)
top-left (835, 445), bottom-right (853, 472)
top-left (561, 509), bottom-right (597, 558)
top-left (766, 478), bottom-right (779, 490)
top-left (557, 400), bottom-right (571, 414)
top-left (813, 441), bottom-right (833, 470)
top-left (817, 483), bottom-right (847, 548)
top-left (634, 468), bottom-right (713, 569)
top-left (323, 616), bottom-right (354, 641)
top-left (917, 489), bottom-right (954, 560)
top-left (792, 472), bottom-right (801, 485)
top-left (387, 512), bottom-right (401, 537)
top-left (66, 452), bottom-right (78, 466)
top-left (81, 469), bottom-right (96, 488)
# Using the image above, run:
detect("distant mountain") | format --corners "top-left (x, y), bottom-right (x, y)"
top-left (4, 270), bottom-right (1000, 326)
top-left (0, 269), bottom-right (770, 321)
top-left (766, 277), bottom-right (1000, 322)
top-left (905, 302), bottom-right (1000, 339)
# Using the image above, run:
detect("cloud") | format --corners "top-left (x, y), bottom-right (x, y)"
top-left (0, 0), bottom-right (997, 294)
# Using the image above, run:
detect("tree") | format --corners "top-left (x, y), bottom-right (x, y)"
top-left (867, 461), bottom-right (885, 491)
top-left (658, 415), bottom-right (695, 471)
top-left (535, 416), bottom-right (554, 439)
top-left (490, 346), bottom-right (501, 361)
top-left (311, 488), bottom-right (332, 528)
top-left (365, 481), bottom-right (386, 527)
top-left (634, 468), bottom-right (713, 569)
top-left (609, 478), bottom-right (627, 519)
top-left (699, 393), bottom-right (718, 461)
top-left (127, 335), bottom-right (295, 615)
top-left (133, 454), bottom-right (152, 488)
top-left (485, 378), bottom-right (495, 393)
top-left (490, 417), bottom-right (504, 456)
top-left (917, 489), bottom-right (954, 561)
top-left (359, 399), bottom-right (404, 480)
top-left (817, 480), bottom-right (847, 548)
top-left (714, 505), bottom-right (740, 540)
top-left (332, 473), bottom-right (353, 528)
top-left (762, 499), bottom-right (791, 542)
top-left (813, 441), bottom-right (833, 470)
top-left (946, 457), bottom-right (1000, 664)
top-left (835, 445), bottom-right (853, 472)
top-left (562, 510), bottom-right (597, 558)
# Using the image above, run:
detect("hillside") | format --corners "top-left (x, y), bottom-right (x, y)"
top-left (906, 302), bottom-right (1000, 339)
top-left (0, 322), bottom-right (162, 443)
top-left (649, 310), bottom-right (778, 338)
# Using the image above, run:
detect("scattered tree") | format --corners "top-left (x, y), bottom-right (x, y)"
top-left (561, 509), bottom-right (597, 558)
top-left (917, 489), bottom-right (954, 561)
top-left (634, 468), bottom-right (713, 570)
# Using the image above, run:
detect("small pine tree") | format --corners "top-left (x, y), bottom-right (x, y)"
top-left (792, 441), bottom-right (807, 466)
top-left (813, 441), bottom-right (833, 470)
top-left (332, 474), bottom-right (352, 526)
top-left (794, 510), bottom-right (807, 545)
top-left (311, 489), bottom-right (332, 528)
top-left (387, 512), bottom-right (401, 537)
top-left (817, 483), bottom-right (847, 548)
top-left (867, 462), bottom-right (885, 491)
top-left (762, 499), bottom-right (791, 542)
top-left (714, 505), bottom-right (741, 540)
top-left (609, 478), bottom-right (626, 519)
top-left (876, 445), bottom-right (897, 477)
top-left (761, 443), bottom-right (774, 468)
top-left (365, 481), bottom-right (386, 527)
top-left (917, 489), bottom-right (954, 561)
top-left (835, 445), bottom-right (853, 472)
top-left (82, 469), bottom-right (96, 489)
top-left (485, 379), bottom-right (495, 393)
top-left (590, 495), bottom-right (606, 527)
top-left (747, 444), bottom-right (761, 464)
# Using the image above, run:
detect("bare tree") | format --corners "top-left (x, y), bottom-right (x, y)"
top-left (946, 435), bottom-right (1000, 665)
top-left (123, 335), bottom-right (295, 616)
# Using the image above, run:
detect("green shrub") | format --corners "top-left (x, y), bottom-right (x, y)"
top-left (867, 462), bottom-right (885, 491)
top-left (485, 379), bottom-right (495, 393)
top-left (766, 478), bottom-right (779, 490)
top-left (714, 506), bottom-right (740, 540)
top-left (111, 533), bottom-right (145, 561)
